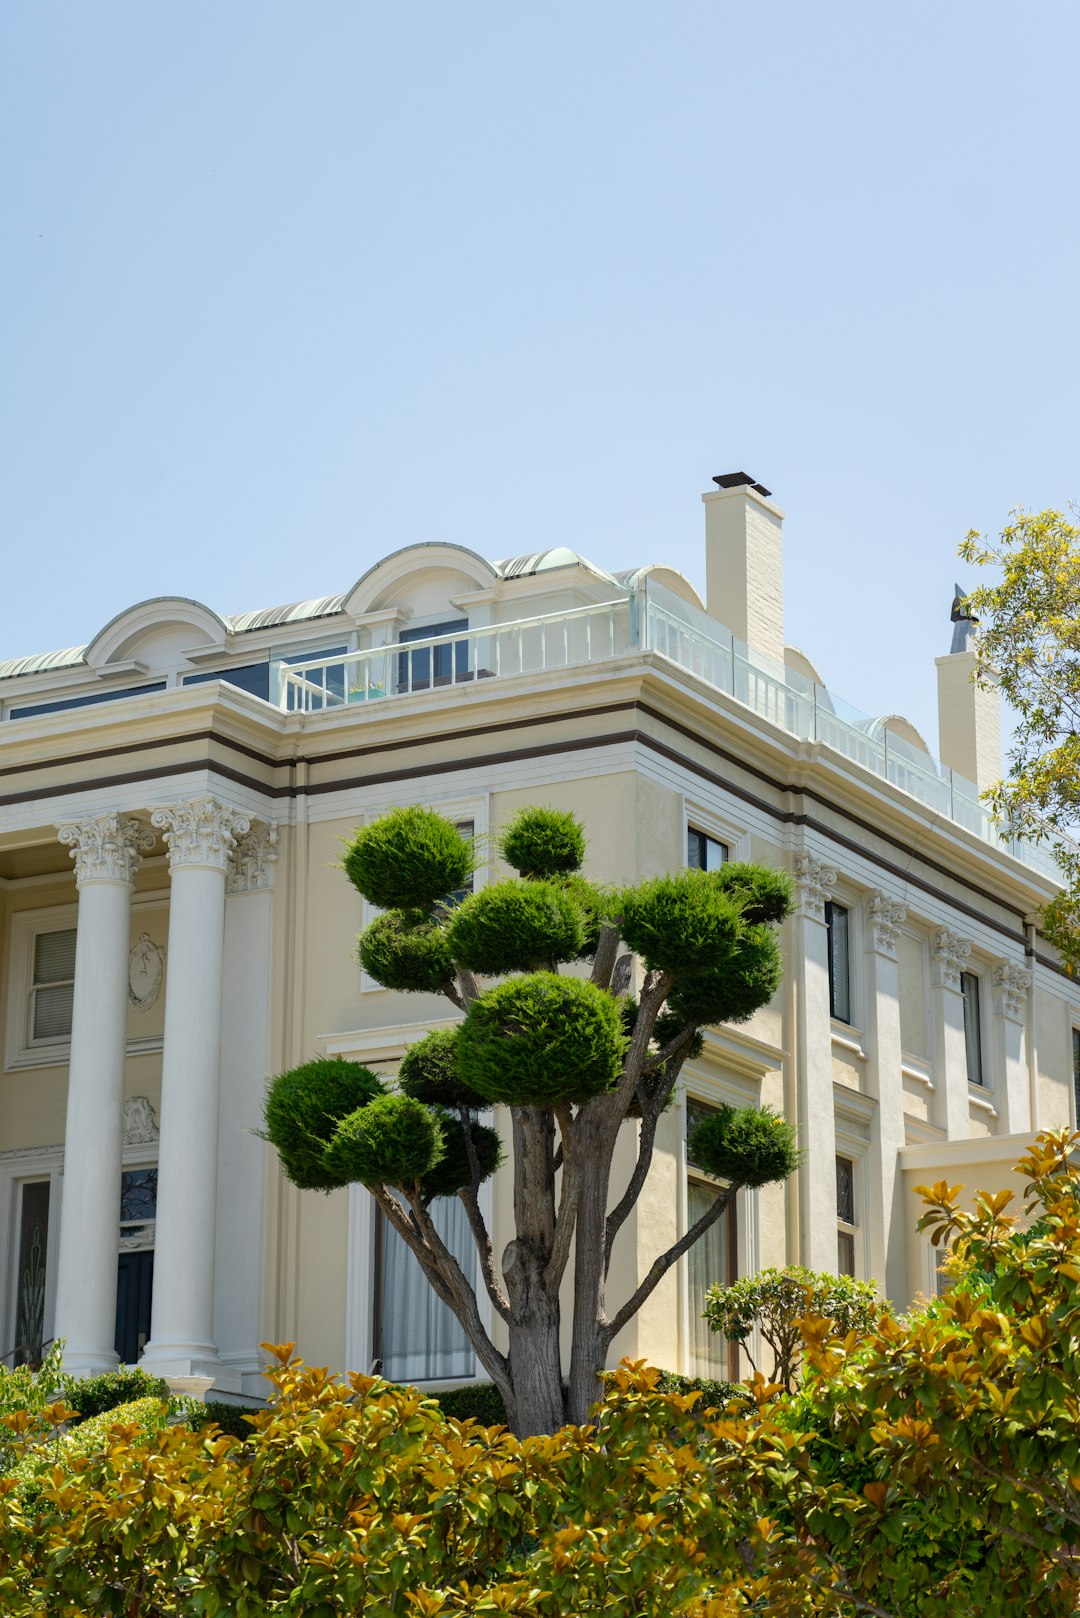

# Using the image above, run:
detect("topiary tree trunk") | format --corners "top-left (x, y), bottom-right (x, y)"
top-left (264, 805), bottom-right (798, 1436)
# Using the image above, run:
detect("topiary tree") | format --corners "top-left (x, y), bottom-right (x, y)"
top-left (263, 803), bottom-right (798, 1436)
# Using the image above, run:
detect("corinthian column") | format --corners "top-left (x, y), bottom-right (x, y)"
top-left (54, 813), bottom-right (154, 1375)
top-left (140, 797), bottom-right (249, 1380)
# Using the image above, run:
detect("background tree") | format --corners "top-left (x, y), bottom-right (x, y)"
top-left (703, 1266), bottom-right (880, 1393)
top-left (960, 508), bottom-right (1080, 968)
top-left (263, 804), bottom-right (797, 1436)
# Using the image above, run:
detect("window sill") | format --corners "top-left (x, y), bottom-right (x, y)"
top-left (6, 1035), bottom-right (164, 1073)
top-left (830, 1026), bottom-right (866, 1058)
top-left (968, 1087), bottom-right (998, 1117)
top-left (902, 1063), bottom-right (936, 1092)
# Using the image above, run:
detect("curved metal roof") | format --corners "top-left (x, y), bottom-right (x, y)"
top-left (0, 646), bottom-right (87, 682)
top-left (496, 547), bottom-right (619, 585)
top-left (227, 594), bottom-right (348, 634)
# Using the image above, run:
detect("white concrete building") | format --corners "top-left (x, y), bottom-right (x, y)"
top-left (0, 471), bottom-right (1075, 1397)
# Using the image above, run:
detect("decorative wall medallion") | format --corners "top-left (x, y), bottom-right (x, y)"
top-left (128, 934), bottom-right (164, 1012)
top-left (123, 1095), bottom-right (160, 1148)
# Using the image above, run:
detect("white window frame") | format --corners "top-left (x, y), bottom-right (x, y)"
top-left (5, 904), bottom-right (78, 1071)
top-left (832, 1109), bottom-right (869, 1280)
top-left (5, 896), bottom-right (169, 1072)
top-left (358, 793), bottom-right (490, 994)
top-left (676, 1078), bottom-right (760, 1380)
top-left (681, 796), bottom-right (748, 865)
top-left (0, 1146), bottom-right (63, 1365)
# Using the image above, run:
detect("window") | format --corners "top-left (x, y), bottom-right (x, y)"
top-left (12, 1181), bottom-right (50, 1367)
top-left (183, 661), bottom-right (271, 701)
top-left (397, 619), bottom-right (469, 693)
top-left (960, 971), bottom-right (984, 1086)
top-left (1073, 1028), bottom-right (1080, 1125)
top-left (278, 644), bottom-right (350, 711)
top-left (687, 827), bottom-right (729, 871)
top-left (446, 820), bottom-right (475, 908)
top-left (685, 1100), bottom-right (738, 1379)
top-left (824, 901), bottom-right (851, 1024)
top-left (836, 1156), bottom-right (857, 1276)
top-left (373, 1197), bottom-right (476, 1382)
top-left (29, 929), bottom-right (76, 1045)
top-left (9, 683), bottom-right (166, 720)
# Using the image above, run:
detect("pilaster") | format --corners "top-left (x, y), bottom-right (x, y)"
top-left (792, 852), bottom-right (839, 1272)
top-left (862, 891), bottom-right (907, 1303)
top-left (993, 957), bottom-right (1033, 1133)
top-left (932, 928), bottom-right (973, 1139)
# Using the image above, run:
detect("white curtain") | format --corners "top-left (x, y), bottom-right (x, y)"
top-left (381, 1196), bottom-right (476, 1383)
top-left (687, 1180), bottom-right (732, 1378)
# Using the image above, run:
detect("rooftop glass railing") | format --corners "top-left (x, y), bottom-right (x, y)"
top-left (268, 579), bottom-right (1070, 882)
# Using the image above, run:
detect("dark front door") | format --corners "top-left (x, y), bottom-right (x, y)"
top-left (115, 1251), bottom-right (154, 1365)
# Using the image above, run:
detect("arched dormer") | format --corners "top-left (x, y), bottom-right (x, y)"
top-left (343, 544), bottom-right (497, 622)
top-left (616, 564), bottom-right (705, 611)
top-left (85, 598), bottom-right (230, 673)
top-left (870, 713), bottom-right (935, 759)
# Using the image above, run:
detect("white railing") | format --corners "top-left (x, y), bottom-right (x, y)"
top-left (275, 598), bottom-right (633, 713)
top-left (642, 587), bottom-right (1076, 880)
top-left (270, 580), bottom-right (1073, 881)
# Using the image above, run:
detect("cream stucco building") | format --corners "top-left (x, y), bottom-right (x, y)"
top-left (1, 471), bottom-right (1077, 1398)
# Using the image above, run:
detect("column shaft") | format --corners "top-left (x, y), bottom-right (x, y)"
top-left (141, 798), bottom-right (247, 1379)
top-left (54, 815), bottom-right (151, 1376)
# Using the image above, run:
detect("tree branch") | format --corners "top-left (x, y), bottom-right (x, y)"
top-left (372, 1185), bottom-right (512, 1399)
top-left (590, 924), bottom-right (621, 991)
top-left (544, 1105), bottom-right (582, 1297)
top-left (604, 1179), bottom-right (737, 1346)
top-left (610, 969), bottom-right (672, 1119)
top-left (605, 1029), bottom-right (698, 1274)
top-left (458, 1184), bottom-right (510, 1323)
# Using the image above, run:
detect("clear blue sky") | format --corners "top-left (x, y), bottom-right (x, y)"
top-left (3, 2), bottom-right (1078, 754)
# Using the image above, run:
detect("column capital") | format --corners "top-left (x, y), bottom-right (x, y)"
top-left (227, 824), bottom-right (278, 895)
top-left (994, 958), bottom-right (1032, 1022)
top-left (793, 852), bottom-right (837, 922)
top-left (932, 928), bottom-right (972, 990)
top-left (57, 813), bottom-right (154, 886)
top-left (151, 798), bottom-right (250, 873)
top-left (864, 891), bottom-right (907, 959)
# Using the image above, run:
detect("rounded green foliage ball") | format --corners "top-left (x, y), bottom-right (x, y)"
top-left (422, 1113), bottom-right (504, 1198)
top-left (668, 923), bottom-right (782, 1027)
top-left (619, 870), bottom-right (743, 980)
top-left (709, 862), bottom-right (794, 926)
top-left (358, 910), bottom-right (456, 994)
top-left (445, 880), bottom-right (585, 975)
top-left (324, 1094), bottom-right (444, 1189)
top-left (343, 807), bottom-right (474, 911)
top-left (556, 873), bottom-right (612, 959)
top-left (458, 972), bottom-right (627, 1106)
top-left (688, 1104), bottom-right (798, 1188)
top-left (398, 1027), bottom-right (485, 1107)
top-left (501, 806), bottom-right (585, 878)
top-left (263, 1059), bottom-right (386, 1192)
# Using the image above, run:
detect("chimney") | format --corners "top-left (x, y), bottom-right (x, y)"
top-left (935, 583), bottom-right (1002, 792)
top-left (702, 472), bottom-right (785, 666)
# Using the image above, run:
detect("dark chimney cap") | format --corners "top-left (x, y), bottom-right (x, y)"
top-left (712, 471), bottom-right (772, 498)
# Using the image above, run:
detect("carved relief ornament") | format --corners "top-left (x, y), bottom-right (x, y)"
top-left (151, 798), bottom-right (250, 873)
top-left (994, 958), bottom-right (1032, 1022)
top-left (227, 824), bottom-right (279, 895)
top-left (932, 928), bottom-right (973, 990)
top-left (865, 891), bottom-right (907, 958)
top-left (128, 933), bottom-right (165, 1011)
top-left (122, 1095), bottom-right (159, 1147)
top-left (793, 852), bottom-right (837, 922)
top-left (56, 813), bottom-right (154, 886)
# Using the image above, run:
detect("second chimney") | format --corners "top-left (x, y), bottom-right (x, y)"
top-left (702, 472), bottom-right (785, 667)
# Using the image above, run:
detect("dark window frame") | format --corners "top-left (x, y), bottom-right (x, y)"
top-left (825, 901), bottom-right (852, 1025)
top-left (836, 1155), bottom-right (857, 1277)
top-left (687, 826), bottom-right (729, 871)
top-left (960, 970), bottom-right (985, 1087)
